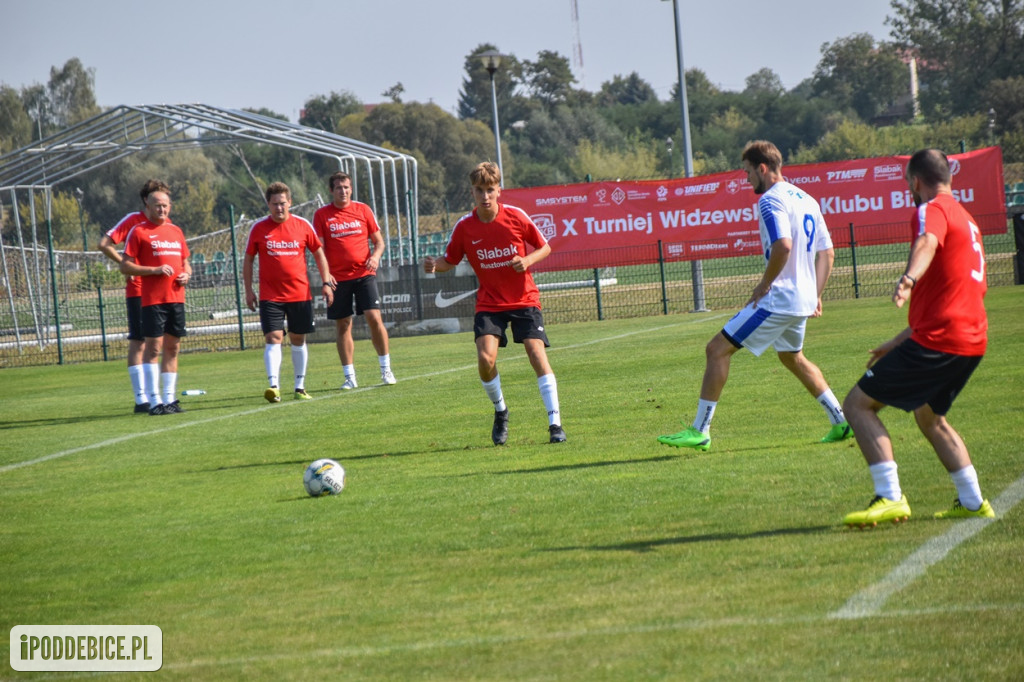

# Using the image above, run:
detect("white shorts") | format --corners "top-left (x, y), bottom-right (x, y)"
top-left (721, 304), bottom-right (807, 357)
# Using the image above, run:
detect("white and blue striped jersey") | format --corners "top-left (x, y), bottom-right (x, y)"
top-left (756, 181), bottom-right (832, 316)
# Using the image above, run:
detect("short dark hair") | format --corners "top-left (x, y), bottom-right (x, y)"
top-left (328, 171), bottom-right (351, 191)
top-left (741, 140), bottom-right (783, 172)
top-left (265, 181), bottom-right (291, 202)
top-left (139, 179), bottom-right (170, 202)
top-left (906, 148), bottom-right (951, 187)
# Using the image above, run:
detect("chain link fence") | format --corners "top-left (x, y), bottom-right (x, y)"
top-left (1, 212), bottom-right (1018, 368)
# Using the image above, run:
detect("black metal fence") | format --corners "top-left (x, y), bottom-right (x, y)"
top-left (1, 216), bottom-right (1018, 369)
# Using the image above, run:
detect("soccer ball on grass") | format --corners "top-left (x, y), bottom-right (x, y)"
top-left (303, 458), bottom-right (345, 497)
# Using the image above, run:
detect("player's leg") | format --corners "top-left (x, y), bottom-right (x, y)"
top-left (776, 346), bottom-right (851, 442)
top-left (334, 318), bottom-right (356, 388)
top-left (512, 309), bottom-right (564, 443)
top-left (474, 312), bottom-right (508, 445)
top-left (160, 332), bottom-right (181, 411)
top-left (657, 331), bottom-right (737, 451)
top-left (287, 301), bottom-right (314, 399)
top-left (126, 297), bottom-right (147, 411)
top-left (357, 277), bottom-right (394, 385)
top-left (260, 301), bottom-right (285, 402)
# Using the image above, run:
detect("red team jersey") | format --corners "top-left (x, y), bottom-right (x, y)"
top-left (105, 212), bottom-right (148, 298)
top-left (245, 215), bottom-right (323, 303)
top-left (908, 193), bottom-right (987, 356)
top-left (123, 221), bottom-right (190, 307)
top-left (312, 201), bottom-right (380, 281)
top-left (444, 204), bottom-right (548, 312)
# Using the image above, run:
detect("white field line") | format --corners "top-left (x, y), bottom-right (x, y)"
top-left (829, 473), bottom-right (1024, 620)
top-left (0, 314), bottom-right (728, 474)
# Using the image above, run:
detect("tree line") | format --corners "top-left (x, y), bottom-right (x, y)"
top-left (1, 0), bottom-right (1021, 249)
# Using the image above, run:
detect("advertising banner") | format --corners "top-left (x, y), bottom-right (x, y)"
top-left (501, 147), bottom-right (1006, 271)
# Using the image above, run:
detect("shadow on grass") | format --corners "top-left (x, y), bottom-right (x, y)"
top-left (543, 524), bottom-right (834, 553)
top-left (485, 454), bottom-right (680, 476)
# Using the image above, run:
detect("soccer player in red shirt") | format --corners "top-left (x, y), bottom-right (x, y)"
top-left (423, 162), bottom-right (566, 445)
top-left (120, 185), bottom-right (192, 415)
top-left (842, 148), bottom-right (993, 527)
top-left (98, 179), bottom-right (170, 413)
top-left (244, 182), bottom-right (335, 403)
top-left (312, 171), bottom-right (395, 389)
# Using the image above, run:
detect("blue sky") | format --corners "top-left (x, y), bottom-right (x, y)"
top-left (3, 0), bottom-right (894, 122)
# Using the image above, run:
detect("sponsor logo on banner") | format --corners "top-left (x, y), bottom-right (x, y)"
top-left (627, 189), bottom-right (651, 201)
top-left (531, 213), bottom-right (558, 241)
top-left (611, 187), bottom-right (626, 205)
top-left (657, 185), bottom-right (669, 201)
top-left (684, 182), bottom-right (720, 196)
top-left (733, 238), bottom-right (761, 250)
top-left (690, 242), bottom-right (730, 254)
top-left (950, 158), bottom-right (961, 176)
top-left (726, 179), bottom-right (743, 194)
top-left (826, 168), bottom-right (868, 183)
top-left (435, 290), bottom-right (477, 308)
top-left (536, 195), bottom-right (587, 206)
top-left (666, 243), bottom-right (685, 257)
top-left (595, 188), bottom-right (607, 203)
top-left (873, 163), bottom-right (903, 182)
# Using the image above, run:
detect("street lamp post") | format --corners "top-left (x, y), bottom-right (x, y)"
top-left (666, 136), bottom-right (675, 177)
top-left (477, 49), bottom-right (507, 185)
top-left (988, 108), bottom-right (996, 146)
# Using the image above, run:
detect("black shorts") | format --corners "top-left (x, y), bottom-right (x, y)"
top-left (141, 303), bottom-right (187, 339)
top-left (327, 276), bottom-right (381, 320)
top-left (126, 296), bottom-right (144, 341)
top-left (259, 300), bottom-right (315, 335)
top-left (857, 338), bottom-right (982, 415)
top-left (474, 308), bottom-right (550, 348)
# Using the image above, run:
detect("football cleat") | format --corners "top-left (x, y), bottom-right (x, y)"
top-left (933, 498), bottom-right (995, 519)
top-left (492, 408), bottom-right (509, 446)
top-left (548, 424), bottom-right (567, 443)
top-left (340, 377), bottom-right (358, 390)
top-left (134, 402), bottom-right (151, 414)
top-left (657, 426), bottom-right (711, 451)
top-left (148, 403), bottom-right (168, 416)
top-left (293, 389), bottom-right (312, 400)
top-left (163, 400), bottom-right (184, 414)
top-left (821, 421), bottom-right (854, 443)
top-left (264, 386), bottom-right (281, 403)
top-left (381, 369), bottom-right (397, 385)
top-left (843, 494), bottom-right (911, 528)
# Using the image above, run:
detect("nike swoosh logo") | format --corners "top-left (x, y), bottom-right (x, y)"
top-left (435, 289), bottom-right (477, 308)
top-left (471, 239), bottom-right (483, 244)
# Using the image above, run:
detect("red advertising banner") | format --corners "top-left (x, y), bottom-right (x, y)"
top-left (501, 147), bottom-right (1006, 272)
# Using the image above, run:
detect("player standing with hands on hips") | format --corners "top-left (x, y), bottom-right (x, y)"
top-left (312, 171), bottom-right (396, 389)
top-left (842, 148), bottom-right (993, 528)
top-left (658, 140), bottom-right (851, 451)
top-left (424, 162), bottom-right (566, 445)
top-left (244, 182), bottom-right (336, 402)
top-left (119, 184), bottom-right (192, 415)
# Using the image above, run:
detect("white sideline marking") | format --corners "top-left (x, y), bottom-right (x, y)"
top-left (829, 473), bottom-right (1024, 620)
top-left (1, 315), bottom-right (727, 474)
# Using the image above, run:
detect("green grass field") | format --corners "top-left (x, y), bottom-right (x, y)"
top-left (2, 287), bottom-right (1022, 680)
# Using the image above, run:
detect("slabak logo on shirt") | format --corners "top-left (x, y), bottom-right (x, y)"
top-left (148, 238), bottom-right (183, 256)
top-left (476, 243), bottom-right (518, 270)
top-left (328, 220), bottom-right (363, 237)
top-left (266, 238), bottom-right (301, 257)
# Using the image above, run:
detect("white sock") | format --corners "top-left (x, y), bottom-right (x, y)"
top-left (129, 364), bottom-right (146, 404)
top-left (482, 375), bottom-right (506, 412)
top-left (264, 343), bottom-right (282, 387)
top-left (537, 373), bottom-right (561, 426)
top-left (817, 388), bottom-right (846, 425)
top-left (343, 364), bottom-right (356, 382)
top-left (378, 354), bottom-right (391, 371)
top-left (950, 465), bottom-right (984, 510)
top-left (144, 363), bottom-right (162, 406)
top-left (161, 372), bottom-right (177, 404)
top-left (692, 399), bottom-right (717, 434)
top-left (291, 344), bottom-right (308, 391)
top-left (869, 461), bottom-right (902, 501)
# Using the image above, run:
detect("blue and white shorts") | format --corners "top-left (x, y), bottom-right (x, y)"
top-left (721, 304), bottom-right (806, 357)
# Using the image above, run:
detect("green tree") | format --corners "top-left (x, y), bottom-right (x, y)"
top-left (457, 44), bottom-right (524, 129)
top-left (813, 33), bottom-right (908, 122)
top-left (598, 72), bottom-right (658, 106)
top-left (298, 90), bottom-right (363, 132)
top-left (0, 85), bottom-right (33, 154)
top-left (522, 50), bottom-right (578, 109)
top-left (888, 0), bottom-right (1024, 117)
top-left (569, 136), bottom-right (658, 181)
